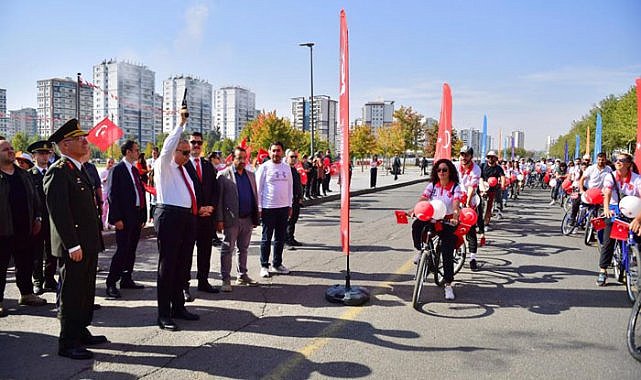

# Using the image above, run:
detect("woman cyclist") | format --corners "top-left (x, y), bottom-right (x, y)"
top-left (410, 158), bottom-right (463, 300)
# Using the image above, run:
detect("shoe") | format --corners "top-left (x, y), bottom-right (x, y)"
top-left (271, 265), bottom-right (290, 275)
top-left (19, 294), bottom-right (47, 306)
top-left (33, 284), bottom-right (44, 295)
top-left (172, 308), bottom-right (200, 321)
top-left (291, 239), bottom-right (303, 247)
top-left (548, 200), bottom-right (555, 206)
top-left (157, 317), bottom-right (179, 331)
top-left (80, 333), bottom-right (109, 346)
top-left (479, 236), bottom-right (486, 247)
top-left (106, 285), bottom-right (122, 299)
top-left (221, 280), bottom-right (232, 292)
top-left (413, 252), bottom-right (421, 265)
top-left (43, 279), bottom-right (58, 292)
top-left (120, 279), bottom-right (145, 289)
top-left (58, 347), bottom-right (94, 360)
top-left (0, 302), bottom-right (5, 317)
top-left (197, 282), bottom-right (220, 293)
top-left (236, 275), bottom-right (259, 286)
top-left (183, 289), bottom-right (194, 302)
top-left (597, 272), bottom-right (607, 286)
top-left (285, 242), bottom-right (297, 251)
top-left (469, 259), bottom-right (478, 271)
top-left (260, 267), bottom-right (271, 278)
top-left (444, 286), bottom-right (455, 300)
top-left (212, 238), bottom-right (222, 247)
top-left (93, 304), bottom-right (102, 310)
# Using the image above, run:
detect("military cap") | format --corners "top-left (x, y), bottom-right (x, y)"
top-left (48, 118), bottom-right (88, 144)
top-left (27, 140), bottom-right (54, 153)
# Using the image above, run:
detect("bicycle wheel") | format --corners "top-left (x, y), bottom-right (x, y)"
top-left (627, 296), bottom-right (641, 362)
top-left (453, 240), bottom-right (467, 275)
top-left (411, 250), bottom-right (429, 309)
top-left (432, 236), bottom-right (443, 285)
top-left (561, 211), bottom-right (575, 235)
top-left (583, 213), bottom-right (595, 246)
top-left (626, 245), bottom-right (641, 304)
top-left (613, 242), bottom-right (624, 283)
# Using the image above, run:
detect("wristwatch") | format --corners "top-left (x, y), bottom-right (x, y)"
top-left (35, 217), bottom-right (43, 222)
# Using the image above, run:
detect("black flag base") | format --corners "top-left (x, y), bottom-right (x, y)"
top-left (325, 284), bottom-right (370, 306)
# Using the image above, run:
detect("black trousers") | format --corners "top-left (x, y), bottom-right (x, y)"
top-left (32, 223), bottom-right (56, 286)
top-left (370, 168), bottom-right (377, 188)
top-left (466, 221), bottom-right (478, 254)
top-left (154, 205), bottom-right (196, 318)
top-left (58, 247), bottom-right (98, 349)
top-left (322, 173), bottom-right (330, 193)
top-left (185, 215), bottom-right (214, 288)
top-left (286, 202), bottom-right (301, 242)
top-left (106, 215), bottom-right (143, 286)
top-left (411, 220), bottom-right (456, 283)
top-left (0, 235), bottom-right (34, 300)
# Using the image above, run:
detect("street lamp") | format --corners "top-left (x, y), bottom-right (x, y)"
top-left (299, 42), bottom-right (315, 157)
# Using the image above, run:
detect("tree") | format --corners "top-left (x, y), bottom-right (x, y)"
top-left (424, 122), bottom-right (439, 158)
top-left (239, 111), bottom-right (305, 153)
top-left (377, 123), bottom-right (405, 165)
top-left (11, 132), bottom-right (29, 152)
top-left (213, 138), bottom-right (237, 158)
top-left (350, 125), bottom-right (377, 171)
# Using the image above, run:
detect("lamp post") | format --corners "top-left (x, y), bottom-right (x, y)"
top-left (299, 42), bottom-right (315, 157)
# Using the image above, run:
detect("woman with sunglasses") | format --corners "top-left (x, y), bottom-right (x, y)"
top-left (597, 152), bottom-right (641, 286)
top-left (410, 158), bottom-right (463, 300)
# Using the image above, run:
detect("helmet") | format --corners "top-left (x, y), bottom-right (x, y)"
top-left (486, 150), bottom-right (498, 158)
top-left (460, 145), bottom-right (474, 156)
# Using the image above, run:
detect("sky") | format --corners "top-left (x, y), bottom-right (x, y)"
top-left (1, 0), bottom-right (640, 150)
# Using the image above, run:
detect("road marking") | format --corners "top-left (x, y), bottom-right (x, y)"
top-left (264, 259), bottom-right (415, 380)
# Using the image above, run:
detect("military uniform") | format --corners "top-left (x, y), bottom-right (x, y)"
top-left (44, 119), bottom-right (106, 358)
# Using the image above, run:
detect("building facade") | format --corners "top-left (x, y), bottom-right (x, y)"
top-left (163, 75), bottom-right (212, 135)
top-left (362, 100), bottom-right (394, 130)
top-left (459, 128), bottom-right (482, 158)
top-left (511, 130), bottom-right (525, 150)
top-left (0, 89), bottom-right (7, 137)
top-left (93, 59), bottom-right (156, 144)
top-left (214, 86), bottom-right (256, 141)
top-left (10, 108), bottom-right (38, 138)
top-left (37, 78), bottom-right (93, 138)
top-left (291, 95), bottom-right (338, 149)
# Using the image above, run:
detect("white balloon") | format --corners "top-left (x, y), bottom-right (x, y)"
top-left (430, 199), bottom-right (447, 220)
top-left (517, 174), bottom-right (524, 181)
top-left (581, 192), bottom-right (589, 204)
top-left (478, 180), bottom-right (489, 192)
top-left (620, 196), bottom-right (641, 218)
top-left (470, 194), bottom-right (481, 207)
top-left (549, 178), bottom-right (557, 188)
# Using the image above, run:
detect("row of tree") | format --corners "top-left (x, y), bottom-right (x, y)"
top-left (549, 85), bottom-right (638, 158)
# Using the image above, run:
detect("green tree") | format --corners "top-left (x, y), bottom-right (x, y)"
top-left (377, 123), bottom-right (405, 163)
top-left (11, 132), bottom-right (29, 152)
top-left (240, 111), bottom-right (300, 152)
top-left (213, 138), bottom-right (237, 158)
top-left (350, 125), bottom-right (377, 171)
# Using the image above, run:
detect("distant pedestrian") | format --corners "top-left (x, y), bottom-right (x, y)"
top-left (392, 154), bottom-right (401, 181)
top-left (285, 150), bottom-right (304, 248)
top-left (370, 155), bottom-right (379, 188)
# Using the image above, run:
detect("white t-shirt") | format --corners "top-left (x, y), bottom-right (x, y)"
top-left (602, 171), bottom-right (641, 205)
top-left (255, 160), bottom-right (293, 209)
top-left (421, 181), bottom-right (464, 215)
top-left (583, 164), bottom-right (612, 190)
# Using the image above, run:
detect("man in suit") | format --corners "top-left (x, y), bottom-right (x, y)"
top-left (27, 140), bottom-right (58, 295)
top-left (183, 131), bottom-right (219, 299)
top-left (44, 119), bottom-right (107, 360)
top-left (105, 140), bottom-right (147, 299)
top-left (285, 150), bottom-right (304, 248)
top-left (216, 147), bottom-right (259, 292)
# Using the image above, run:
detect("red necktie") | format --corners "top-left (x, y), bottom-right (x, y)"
top-left (179, 166), bottom-right (198, 215)
top-left (131, 166), bottom-right (146, 207)
top-left (195, 158), bottom-right (202, 182)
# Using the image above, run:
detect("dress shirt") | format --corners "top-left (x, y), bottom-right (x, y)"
top-left (153, 123), bottom-right (194, 208)
top-left (123, 158), bottom-right (142, 207)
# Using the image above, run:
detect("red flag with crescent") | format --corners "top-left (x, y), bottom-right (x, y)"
top-left (339, 9), bottom-right (350, 255)
top-left (434, 83), bottom-right (452, 161)
top-left (87, 117), bottom-right (123, 151)
top-left (635, 78), bottom-right (641, 170)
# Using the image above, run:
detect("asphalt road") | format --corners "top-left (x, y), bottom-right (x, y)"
top-left (1, 183), bottom-right (640, 379)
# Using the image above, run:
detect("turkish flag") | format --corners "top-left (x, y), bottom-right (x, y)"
top-left (610, 219), bottom-right (630, 241)
top-left (434, 83), bottom-right (452, 161)
top-left (87, 117), bottom-right (123, 151)
top-left (635, 78), bottom-right (641, 170)
top-left (339, 9), bottom-right (350, 255)
top-left (257, 148), bottom-right (269, 163)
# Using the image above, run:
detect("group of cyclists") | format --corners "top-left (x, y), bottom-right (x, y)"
top-left (407, 145), bottom-right (641, 303)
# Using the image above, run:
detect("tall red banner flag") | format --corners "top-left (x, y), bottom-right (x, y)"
top-left (434, 83), bottom-right (452, 160)
top-left (339, 9), bottom-right (350, 255)
top-left (635, 78), bottom-right (641, 170)
top-left (87, 117), bottom-right (124, 152)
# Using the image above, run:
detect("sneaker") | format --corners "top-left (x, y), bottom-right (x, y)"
top-left (469, 259), bottom-right (478, 271)
top-left (221, 281), bottom-right (232, 292)
top-left (19, 294), bottom-right (47, 306)
top-left (236, 275), bottom-right (259, 286)
top-left (260, 267), bottom-right (271, 278)
top-left (0, 301), bottom-right (5, 317)
top-left (271, 265), bottom-right (290, 275)
top-left (413, 252), bottom-right (421, 265)
top-left (597, 272), bottom-right (607, 286)
top-left (444, 286), bottom-right (455, 300)
top-left (548, 200), bottom-right (556, 206)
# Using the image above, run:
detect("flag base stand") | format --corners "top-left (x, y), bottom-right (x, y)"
top-left (325, 272), bottom-right (370, 306)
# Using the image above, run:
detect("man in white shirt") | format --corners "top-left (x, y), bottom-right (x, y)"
top-left (456, 146), bottom-right (482, 270)
top-left (255, 142), bottom-right (293, 278)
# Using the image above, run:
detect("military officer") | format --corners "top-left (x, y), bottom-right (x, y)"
top-left (44, 119), bottom-right (108, 360)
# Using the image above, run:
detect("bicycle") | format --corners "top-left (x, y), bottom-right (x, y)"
top-left (627, 284), bottom-right (641, 362)
top-left (610, 218), bottom-right (641, 303)
top-left (560, 197), bottom-right (600, 244)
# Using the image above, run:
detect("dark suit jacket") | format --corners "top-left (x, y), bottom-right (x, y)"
top-left (44, 157), bottom-right (104, 258)
top-left (216, 166), bottom-right (259, 227)
top-left (184, 157), bottom-right (218, 209)
top-left (108, 161), bottom-right (147, 226)
top-left (29, 166), bottom-right (49, 221)
top-left (0, 164), bottom-right (40, 237)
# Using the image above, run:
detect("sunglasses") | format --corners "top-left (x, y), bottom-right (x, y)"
top-left (190, 140), bottom-right (203, 146)
top-left (437, 167), bottom-right (449, 173)
top-left (615, 157), bottom-right (632, 164)
top-left (289, 155), bottom-right (298, 159)
top-left (176, 149), bottom-right (190, 156)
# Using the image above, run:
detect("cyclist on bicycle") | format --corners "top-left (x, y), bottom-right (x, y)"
top-left (567, 160), bottom-right (589, 224)
top-left (549, 161), bottom-right (567, 206)
top-left (410, 158), bottom-right (463, 300)
top-left (456, 145), bottom-right (482, 270)
top-left (480, 151), bottom-right (505, 228)
top-left (597, 152), bottom-right (641, 286)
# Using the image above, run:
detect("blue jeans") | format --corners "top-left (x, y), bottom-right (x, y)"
top-left (260, 207), bottom-right (289, 268)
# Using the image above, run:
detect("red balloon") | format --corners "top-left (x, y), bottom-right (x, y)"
top-left (413, 201), bottom-right (434, 221)
top-left (454, 224), bottom-right (470, 237)
top-left (585, 188), bottom-right (604, 205)
top-left (511, 174), bottom-right (517, 182)
top-left (488, 177), bottom-right (498, 187)
top-left (459, 207), bottom-right (478, 225)
top-left (561, 179), bottom-right (572, 191)
top-left (543, 173), bottom-right (550, 183)
top-left (300, 171), bottom-right (308, 186)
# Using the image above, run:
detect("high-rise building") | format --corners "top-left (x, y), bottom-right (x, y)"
top-left (291, 95), bottom-right (338, 149)
top-left (459, 128), bottom-right (482, 158)
top-left (511, 130), bottom-right (525, 150)
top-left (546, 136), bottom-right (557, 156)
top-left (37, 78), bottom-right (93, 138)
top-left (93, 59), bottom-right (156, 144)
top-left (362, 100), bottom-right (394, 130)
top-left (163, 75), bottom-right (212, 135)
top-left (153, 92), bottom-right (163, 145)
top-left (0, 89), bottom-right (7, 137)
top-left (10, 108), bottom-right (38, 138)
top-left (214, 86), bottom-right (256, 140)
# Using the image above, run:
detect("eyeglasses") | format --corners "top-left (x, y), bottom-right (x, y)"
top-left (176, 149), bottom-right (190, 156)
top-left (289, 156), bottom-right (298, 159)
top-left (615, 158), bottom-right (632, 164)
top-left (437, 167), bottom-right (449, 173)
top-left (190, 140), bottom-right (203, 146)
